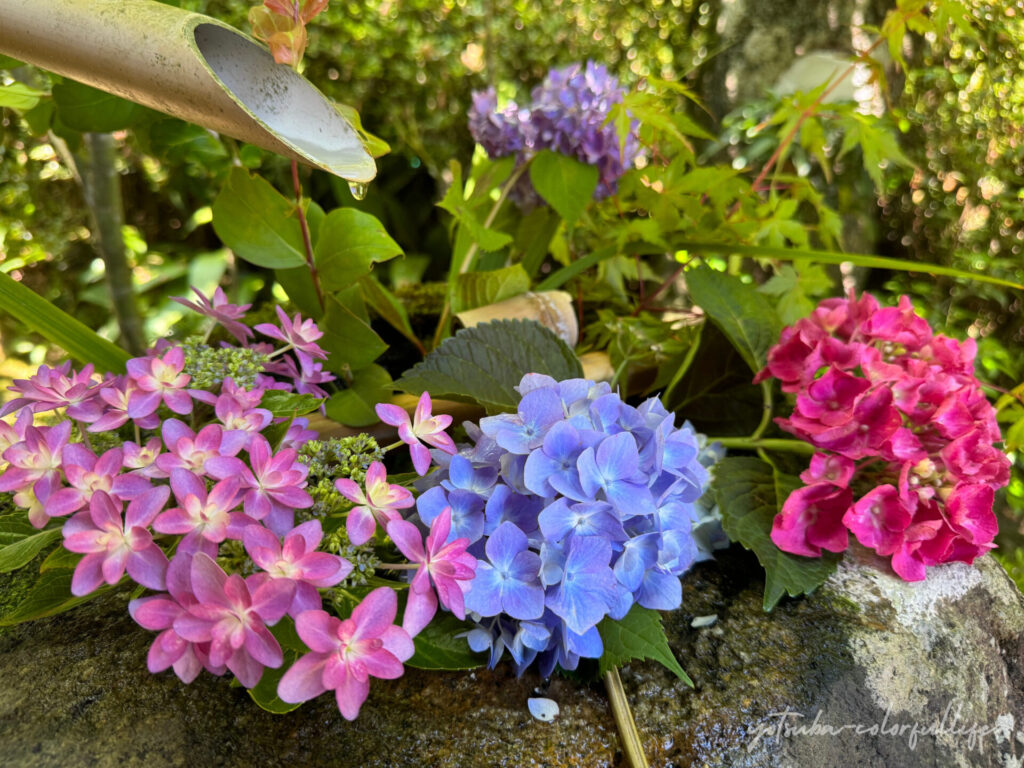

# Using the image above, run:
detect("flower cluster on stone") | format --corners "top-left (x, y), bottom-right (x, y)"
top-left (0, 288), bottom-right (425, 721)
top-left (468, 61), bottom-right (640, 203)
top-left (755, 292), bottom-right (1010, 581)
top-left (400, 373), bottom-right (718, 675)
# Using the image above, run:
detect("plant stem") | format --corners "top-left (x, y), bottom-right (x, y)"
top-left (707, 437), bottom-right (815, 454)
top-left (750, 380), bottom-right (774, 441)
top-left (431, 161), bottom-right (530, 349)
top-left (78, 133), bottom-right (146, 355)
top-left (604, 667), bottom-right (649, 768)
top-left (291, 159), bottom-right (325, 313)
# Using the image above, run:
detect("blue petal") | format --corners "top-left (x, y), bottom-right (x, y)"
top-left (485, 521), bottom-right (529, 570)
top-left (636, 569), bottom-right (682, 611)
top-left (565, 624), bottom-right (603, 658)
top-left (596, 431), bottom-right (640, 483)
top-left (415, 485), bottom-right (449, 527)
top-left (464, 563), bottom-right (504, 617)
top-left (502, 579), bottom-right (545, 620)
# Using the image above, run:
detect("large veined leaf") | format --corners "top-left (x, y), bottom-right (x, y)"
top-left (396, 319), bottom-right (583, 413)
top-left (406, 613), bottom-right (486, 670)
top-left (713, 457), bottom-right (840, 611)
top-left (452, 264), bottom-right (530, 314)
top-left (0, 569), bottom-right (111, 626)
top-left (51, 80), bottom-right (149, 132)
top-left (0, 271), bottom-right (130, 372)
top-left (212, 167), bottom-right (307, 269)
top-left (315, 208), bottom-right (403, 292)
top-left (685, 266), bottom-right (782, 373)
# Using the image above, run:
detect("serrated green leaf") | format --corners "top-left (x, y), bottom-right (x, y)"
top-left (406, 612), bottom-right (486, 670)
top-left (529, 150), bottom-right (599, 226)
top-left (212, 167), bottom-right (306, 270)
top-left (0, 271), bottom-right (130, 372)
top-left (315, 208), bottom-right (403, 292)
top-left (0, 568), bottom-right (111, 626)
top-left (0, 82), bottom-right (44, 111)
top-left (51, 80), bottom-right (148, 132)
top-left (714, 457), bottom-right (839, 611)
top-left (0, 515), bottom-right (61, 573)
top-left (684, 266), bottom-right (781, 373)
top-left (597, 604), bottom-right (692, 685)
top-left (260, 390), bottom-right (324, 418)
top-left (247, 650), bottom-right (303, 714)
top-left (396, 319), bottom-right (583, 413)
top-left (452, 264), bottom-right (530, 314)
top-left (325, 364), bottom-right (393, 427)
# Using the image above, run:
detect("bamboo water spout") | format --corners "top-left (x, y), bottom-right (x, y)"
top-left (0, 0), bottom-right (375, 182)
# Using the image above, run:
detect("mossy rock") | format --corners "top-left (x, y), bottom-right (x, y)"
top-left (1, 546), bottom-right (1022, 767)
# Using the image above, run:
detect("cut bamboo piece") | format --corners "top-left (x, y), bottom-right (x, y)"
top-left (456, 291), bottom-right (578, 347)
top-left (0, 0), bottom-right (375, 181)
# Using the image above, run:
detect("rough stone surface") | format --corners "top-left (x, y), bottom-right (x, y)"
top-left (1, 546), bottom-right (1022, 767)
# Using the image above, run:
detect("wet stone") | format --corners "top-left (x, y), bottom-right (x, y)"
top-left (1, 546), bottom-right (1021, 767)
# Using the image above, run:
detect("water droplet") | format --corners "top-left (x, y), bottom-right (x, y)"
top-left (348, 182), bottom-right (368, 200)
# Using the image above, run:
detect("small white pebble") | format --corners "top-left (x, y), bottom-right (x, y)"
top-left (528, 697), bottom-right (559, 722)
top-left (690, 614), bottom-right (718, 628)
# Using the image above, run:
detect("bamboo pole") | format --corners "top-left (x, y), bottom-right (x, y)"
top-left (0, 0), bottom-right (375, 182)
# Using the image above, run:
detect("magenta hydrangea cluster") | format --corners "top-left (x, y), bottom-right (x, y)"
top-left (468, 60), bottom-right (639, 203)
top-left (756, 292), bottom-right (1010, 581)
top-left (397, 374), bottom-right (718, 676)
top-left (0, 288), bottom-right (455, 721)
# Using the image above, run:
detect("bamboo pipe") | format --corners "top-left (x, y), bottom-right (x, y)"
top-left (0, 0), bottom-right (375, 182)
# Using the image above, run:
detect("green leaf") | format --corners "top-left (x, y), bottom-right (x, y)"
top-left (259, 390), bottom-right (324, 418)
top-left (359, 276), bottom-right (420, 351)
top-left (406, 613), bottom-right (486, 670)
top-left (212, 167), bottom-right (306, 269)
top-left (684, 266), bottom-right (781, 373)
top-left (713, 457), bottom-right (839, 611)
top-left (0, 54), bottom-right (24, 68)
top-left (452, 264), bottom-right (530, 314)
top-left (529, 150), bottom-right (599, 226)
top-left (0, 569), bottom-right (110, 626)
top-left (147, 120), bottom-right (228, 165)
top-left (315, 208), bottom-right (403, 293)
top-left (51, 80), bottom-right (147, 132)
top-left (597, 604), bottom-right (692, 685)
top-left (325, 363), bottom-right (392, 427)
top-left (40, 546), bottom-right (81, 572)
top-left (0, 271), bottom-right (130, 372)
top-left (396, 319), bottom-right (583, 413)
top-left (0, 515), bottom-right (61, 573)
top-left (247, 650), bottom-right (303, 714)
top-left (318, 294), bottom-right (388, 373)
top-left (438, 160), bottom-right (512, 254)
top-left (674, 240), bottom-right (1024, 292)
top-left (0, 82), bottom-right (44, 111)
top-left (758, 263), bottom-right (836, 324)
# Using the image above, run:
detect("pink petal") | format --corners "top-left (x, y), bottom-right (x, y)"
top-left (401, 584), bottom-right (437, 638)
top-left (71, 552), bottom-right (106, 596)
top-left (226, 647), bottom-right (264, 689)
top-left (381, 624), bottom-right (415, 663)
top-left (375, 403), bottom-right (410, 428)
top-left (298, 552), bottom-right (350, 587)
top-left (334, 665), bottom-right (370, 721)
top-left (360, 647), bottom-right (405, 680)
top-left (278, 651), bottom-right (331, 703)
top-left (130, 596), bottom-right (182, 630)
top-left (346, 507), bottom-right (378, 546)
top-left (251, 577), bottom-right (295, 624)
top-left (244, 623), bottom-right (284, 668)
top-left (409, 443), bottom-right (432, 476)
top-left (124, 485), bottom-right (171, 529)
top-left (414, 392), bottom-right (433, 426)
top-left (126, 545), bottom-right (170, 591)
top-left (294, 609), bottom-right (341, 653)
top-left (190, 553), bottom-right (230, 607)
top-left (386, 519), bottom-right (425, 563)
top-left (350, 587), bottom-right (399, 641)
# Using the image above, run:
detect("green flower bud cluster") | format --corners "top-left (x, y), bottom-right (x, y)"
top-left (335, 543), bottom-right (380, 589)
top-left (299, 435), bottom-right (384, 485)
top-left (180, 337), bottom-right (269, 391)
top-left (216, 539), bottom-right (258, 577)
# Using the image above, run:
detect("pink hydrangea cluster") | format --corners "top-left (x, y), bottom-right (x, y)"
top-left (0, 289), bottom-right (467, 720)
top-left (755, 292), bottom-right (1009, 581)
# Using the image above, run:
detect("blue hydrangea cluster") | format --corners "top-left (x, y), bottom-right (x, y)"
top-left (415, 374), bottom-right (722, 676)
top-left (468, 61), bottom-right (640, 203)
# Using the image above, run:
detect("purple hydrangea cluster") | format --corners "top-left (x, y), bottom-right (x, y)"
top-left (0, 288), bottom-right (437, 721)
top-left (410, 373), bottom-right (717, 676)
top-left (468, 61), bottom-right (640, 203)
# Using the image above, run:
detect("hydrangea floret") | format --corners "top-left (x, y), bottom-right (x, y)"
top-left (755, 292), bottom-right (1010, 581)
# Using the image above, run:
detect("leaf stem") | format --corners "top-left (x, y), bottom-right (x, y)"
top-left (750, 380), bottom-right (774, 441)
top-left (707, 437), bottom-right (815, 454)
top-left (604, 667), bottom-right (649, 768)
top-left (431, 161), bottom-right (531, 350)
top-left (291, 159), bottom-right (325, 313)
